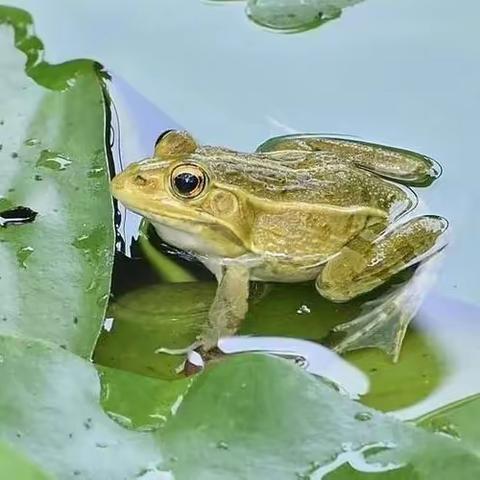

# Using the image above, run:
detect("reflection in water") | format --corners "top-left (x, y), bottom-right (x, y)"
top-left (204, 336), bottom-right (369, 398)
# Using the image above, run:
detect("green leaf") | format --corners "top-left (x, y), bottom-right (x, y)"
top-left (99, 364), bottom-right (192, 431)
top-left (245, 0), bottom-right (362, 33)
top-left (1, 333), bottom-right (478, 479)
top-left (0, 441), bottom-right (52, 480)
top-left (0, 6), bottom-right (114, 358)
top-left (0, 335), bottom-right (170, 479)
top-left (418, 394), bottom-right (480, 455)
top-left (161, 354), bottom-right (480, 480)
top-left (95, 282), bottom-right (215, 379)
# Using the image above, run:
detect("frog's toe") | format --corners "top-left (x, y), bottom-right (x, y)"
top-left (155, 341), bottom-right (201, 356)
top-left (331, 300), bottom-right (410, 362)
top-left (330, 257), bottom-right (441, 361)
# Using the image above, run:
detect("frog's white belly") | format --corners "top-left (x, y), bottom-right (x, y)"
top-left (152, 221), bottom-right (325, 283)
top-left (152, 222), bottom-right (214, 257)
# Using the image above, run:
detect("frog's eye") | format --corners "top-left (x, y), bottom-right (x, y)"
top-left (170, 164), bottom-right (207, 199)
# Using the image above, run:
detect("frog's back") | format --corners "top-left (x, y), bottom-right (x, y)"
top-left (193, 147), bottom-right (416, 220)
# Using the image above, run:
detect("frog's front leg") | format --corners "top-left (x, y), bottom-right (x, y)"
top-left (198, 264), bottom-right (250, 351)
top-left (316, 215), bottom-right (448, 360)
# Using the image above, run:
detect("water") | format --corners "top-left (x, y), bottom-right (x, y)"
top-left (8, 0), bottom-right (480, 434)
top-left (85, 68), bottom-right (479, 422)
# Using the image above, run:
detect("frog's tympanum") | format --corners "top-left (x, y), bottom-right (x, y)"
top-left (111, 131), bottom-right (448, 360)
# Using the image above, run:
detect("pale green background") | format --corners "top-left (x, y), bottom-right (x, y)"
top-left (6, 0), bottom-right (480, 306)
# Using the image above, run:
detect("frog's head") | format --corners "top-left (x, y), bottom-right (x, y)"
top-left (111, 130), bottom-right (252, 257)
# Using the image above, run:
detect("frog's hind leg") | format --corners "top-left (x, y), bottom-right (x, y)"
top-left (256, 134), bottom-right (441, 186)
top-left (316, 215), bottom-right (448, 361)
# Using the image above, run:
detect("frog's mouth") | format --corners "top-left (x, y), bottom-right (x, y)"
top-left (111, 185), bottom-right (248, 257)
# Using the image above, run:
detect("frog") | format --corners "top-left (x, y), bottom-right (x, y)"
top-left (111, 130), bottom-right (448, 360)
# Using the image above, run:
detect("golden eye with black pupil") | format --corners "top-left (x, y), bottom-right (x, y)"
top-left (171, 164), bottom-right (206, 199)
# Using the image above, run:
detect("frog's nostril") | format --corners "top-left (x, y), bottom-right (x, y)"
top-left (134, 174), bottom-right (148, 186)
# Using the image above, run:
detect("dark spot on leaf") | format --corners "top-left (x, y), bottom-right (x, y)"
top-left (73, 317), bottom-right (79, 324)
top-left (60, 344), bottom-right (67, 350)
top-left (0, 206), bottom-right (38, 227)
top-left (11, 152), bottom-right (18, 158)
top-left (34, 174), bottom-right (43, 181)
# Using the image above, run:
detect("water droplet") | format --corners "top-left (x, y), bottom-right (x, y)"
top-left (36, 149), bottom-right (72, 171)
top-left (103, 317), bottom-right (114, 332)
top-left (432, 419), bottom-right (460, 439)
top-left (355, 411), bottom-right (373, 422)
top-left (295, 473), bottom-right (310, 480)
top-left (216, 441), bottom-right (229, 450)
top-left (0, 206), bottom-right (38, 227)
top-left (72, 227), bottom-right (105, 256)
top-left (97, 293), bottom-right (110, 306)
top-left (88, 167), bottom-right (105, 178)
top-left (17, 246), bottom-right (34, 268)
top-left (296, 460), bottom-right (321, 479)
top-left (24, 138), bottom-right (40, 146)
top-left (294, 355), bottom-right (309, 369)
top-left (86, 278), bottom-right (98, 292)
top-left (296, 304), bottom-right (311, 315)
